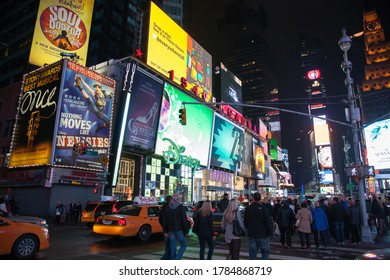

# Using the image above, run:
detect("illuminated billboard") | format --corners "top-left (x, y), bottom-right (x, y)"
top-left (214, 62), bottom-right (242, 113)
top-left (210, 114), bottom-right (244, 172)
top-left (364, 118), bottom-right (390, 170)
top-left (123, 64), bottom-right (164, 151)
top-left (155, 83), bottom-right (213, 167)
top-left (240, 133), bottom-right (252, 176)
top-left (313, 115), bottom-right (330, 146)
top-left (318, 146), bottom-right (333, 169)
top-left (9, 61), bottom-right (64, 168)
top-left (319, 170), bottom-right (334, 184)
top-left (29, 0), bottom-right (95, 66)
top-left (253, 143), bottom-right (265, 176)
top-left (53, 60), bottom-right (115, 171)
top-left (147, 2), bottom-right (212, 102)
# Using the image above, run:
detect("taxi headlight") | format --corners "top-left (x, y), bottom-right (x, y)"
top-left (40, 227), bottom-right (49, 238)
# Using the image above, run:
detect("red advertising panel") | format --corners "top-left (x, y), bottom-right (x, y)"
top-left (53, 60), bottom-right (115, 171)
top-left (9, 60), bottom-right (64, 168)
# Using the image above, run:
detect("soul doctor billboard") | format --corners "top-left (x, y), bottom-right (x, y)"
top-left (54, 60), bottom-right (115, 171)
top-left (29, 0), bottom-right (95, 67)
top-left (147, 2), bottom-right (212, 102)
top-left (9, 60), bottom-right (64, 168)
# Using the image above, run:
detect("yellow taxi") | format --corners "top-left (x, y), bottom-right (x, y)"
top-left (93, 197), bottom-right (162, 241)
top-left (81, 201), bottom-right (101, 228)
top-left (0, 215), bottom-right (50, 259)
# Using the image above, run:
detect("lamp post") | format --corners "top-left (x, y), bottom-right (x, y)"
top-left (338, 28), bottom-right (372, 243)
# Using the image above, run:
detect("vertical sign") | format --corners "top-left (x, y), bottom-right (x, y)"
top-left (29, 0), bottom-right (95, 66)
top-left (9, 61), bottom-right (64, 167)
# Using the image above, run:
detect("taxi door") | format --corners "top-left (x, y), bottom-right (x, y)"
top-left (147, 206), bottom-right (162, 233)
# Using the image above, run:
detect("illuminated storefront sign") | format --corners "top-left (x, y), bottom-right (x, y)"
top-left (162, 138), bottom-right (200, 172)
top-left (29, 0), bottom-right (95, 66)
top-left (306, 69), bottom-right (321, 80)
top-left (364, 118), bottom-right (390, 170)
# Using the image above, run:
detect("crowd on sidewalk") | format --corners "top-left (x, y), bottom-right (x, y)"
top-left (158, 192), bottom-right (389, 260)
top-left (54, 200), bottom-right (83, 226)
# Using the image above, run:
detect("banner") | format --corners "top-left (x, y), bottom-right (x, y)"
top-left (29, 0), bottom-right (95, 66)
top-left (9, 61), bottom-right (64, 168)
top-left (53, 60), bottom-right (115, 171)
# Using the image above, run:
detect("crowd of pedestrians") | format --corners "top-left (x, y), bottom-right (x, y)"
top-left (158, 192), bottom-right (389, 260)
top-left (54, 200), bottom-right (83, 226)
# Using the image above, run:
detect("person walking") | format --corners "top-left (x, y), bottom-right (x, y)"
top-left (244, 192), bottom-right (272, 260)
top-left (312, 201), bottom-right (329, 249)
top-left (158, 195), bottom-right (172, 260)
top-left (331, 197), bottom-right (346, 245)
top-left (218, 193), bottom-right (229, 213)
top-left (295, 202), bottom-right (313, 249)
top-left (162, 193), bottom-right (189, 260)
top-left (275, 200), bottom-right (295, 248)
top-left (193, 200), bottom-right (215, 260)
top-left (221, 199), bottom-right (245, 260)
top-left (54, 201), bottom-right (64, 226)
top-left (347, 199), bottom-right (361, 244)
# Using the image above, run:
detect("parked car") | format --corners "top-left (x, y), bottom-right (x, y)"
top-left (0, 216), bottom-right (50, 259)
top-left (0, 211), bottom-right (48, 228)
top-left (94, 200), bottom-right (134, 220)
top-left (81, 201), bottom-right (101, 228)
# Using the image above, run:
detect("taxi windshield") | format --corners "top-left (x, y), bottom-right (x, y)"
top-left (116, 205), bottom-right (141, 216)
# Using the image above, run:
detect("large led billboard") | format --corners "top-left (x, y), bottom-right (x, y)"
top-left (240, 133), bottom-right (252, 176)
top-left (364, 118), bottom-right (390, 170)
top-left (29, 0), bottom-right (95, 67)
top-left (210, 114), bottom-right (244, 172)
top-left (123, 64), bottom-right (164, 151)
top-left (9, 61), bottom-right (64, 168)
top-left (313, 115), bottom-right (330, 146)
top-left (253, 144), bottom-right (266, 176)
top-left (215, 62), bottom-right (242, 113)
top-left (53, 60), bottom-right (115, 171)
top-left (155, 83), bottom-right (213, 167)
top-left (147, 2), bottom-right (212, 102)
top-left (319, 170), bottom-right (334, 184)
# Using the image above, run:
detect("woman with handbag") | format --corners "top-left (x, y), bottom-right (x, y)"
top-left (193, 200), bottom-right (215, 260)
top-left (221, 199), bottom-right (245, 260)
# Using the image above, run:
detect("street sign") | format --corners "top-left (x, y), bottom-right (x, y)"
top-left (347, 183), bottom-right (355, 191)
top-left (363, 166), bottom-right (375, 177)
top-left (346, 166), bottom-right (358, 177)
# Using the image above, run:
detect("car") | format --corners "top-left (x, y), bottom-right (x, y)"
top-left (0, 216), bottom-right (50, 259)
top-left (0, 211), bottom-right (48, 228)
top-left (192, 200), bottom-right (218, 212)
top-left (94, 199), bottom-right (134, 220)
top-left (93, 202), bottom-right (162, 241)
top-left (81, 201), bottom-right (101, 228)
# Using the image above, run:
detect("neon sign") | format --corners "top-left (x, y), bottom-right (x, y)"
top-left (162, 138), bottom-right (200, 173)
top-left (306, 69), bottom-right (321, 80)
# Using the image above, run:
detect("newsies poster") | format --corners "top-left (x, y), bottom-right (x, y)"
top-left (9, 60), bottom-right (64, 168)
top-left (53, 59), bottom-right (115, 171)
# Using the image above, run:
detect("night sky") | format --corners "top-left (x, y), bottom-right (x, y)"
top-left (190, 0), bottom-right (390, 187)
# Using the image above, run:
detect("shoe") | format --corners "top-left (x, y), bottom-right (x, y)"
top-left (136, 103), bottom-right (158, 124)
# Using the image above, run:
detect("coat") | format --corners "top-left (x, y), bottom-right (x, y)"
top-left (193, 211), bottom-right (214, 237)
top-left (296, 208), bottom-right (312, 233)
top-left (312, 207), bottom-right (328, 231)
top-left (244, 201), bottom-right (271, 239)
top-left (276, 205), bottom-right (295, 227)
top-left (221, 210), bottom-right (245, 243)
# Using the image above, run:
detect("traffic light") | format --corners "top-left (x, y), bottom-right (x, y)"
top-left (79, 143), bottom-right (87, 155)
top-left (72, 143), bottom-right (79, 155)
top-left (179, 108), bottom-right (187, 125)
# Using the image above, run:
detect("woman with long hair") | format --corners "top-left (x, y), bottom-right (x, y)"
top-left (193, 200), bottom-right (215, 259)
top-left (221, 198), bottom-right (245, 259)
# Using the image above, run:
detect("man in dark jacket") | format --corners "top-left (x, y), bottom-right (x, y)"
top-left (244, 192), bottom-right (271, 260)
top-left (218, 193), bottom-right (229, 213)
top-left (331, 197), bottom-right (346, 245)
top-left (158, 195), bottom-right (172, 259)
top-left (276, 200), bottom-right (295, 248)
top-left (162, 193), bottom-right (189, 260)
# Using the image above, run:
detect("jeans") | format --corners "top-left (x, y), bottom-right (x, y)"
top-left (169, 231), bottom-right (187, 260)
top-left (334, 221), bottom-right (345, 243)
top-left (249, 238), bottom-right (270, 260)
top-left (197, 234), bottom-right (214, 260)
top-left (313, 229), bottom-right (328, 248)
top-left (298, 231), bottom-right (311, 248)
top-left (161, 234), bottom-right (171, 260)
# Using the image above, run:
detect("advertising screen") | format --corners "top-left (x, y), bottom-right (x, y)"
top-left (29, 0), bottom-right (95, 66)
top-left (240, 133), bottom-right (252, 176)
top-left (319, 170), bottom-right (334, 184)
top-left (364, 118), bottom-right (390, 170)
top-left (253, 144), bottom-right (266, 175)
top-left (123, 64), bottom-right (164, 151)
top-left (147, 2), bottom-right (212, 102)
top-left (210, 114), bottom-right (244, 172)
top-left (218, 62), bottom-right (242, 113)
top-left (313, 115), bottom-right (330, 146)
top-left (53, 60), bottom-right (115, 171)
top-left (155, 83), bottom-right (213, 167)
top-left (9, 60), bottom-right (64, 168)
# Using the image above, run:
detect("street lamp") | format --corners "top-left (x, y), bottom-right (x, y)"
top-left (338, 28), bottom-right (372, 243)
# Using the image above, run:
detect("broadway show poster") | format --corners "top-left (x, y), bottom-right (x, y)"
top-left (9, 61), bottom-right (64, 168)
top-left (123, 64), bottom-right (164, 151)
top-left (155, 83), bottom-right (213, 167)
top-left (53, 60), bottom-right (115, 171)
top-left (364, 118), bottom-right (390, 170)
top-left (240, 133), bottom-right (253, 176)
top-left (29, 0), bottom-right (95, 67)
top-left (254, 144), bottom-right (266, 175)
top-left (210, 114), bottom-right (244, 172)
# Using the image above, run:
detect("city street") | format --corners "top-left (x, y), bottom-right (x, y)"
top-left (2, 222), bottom-right (387, 260)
